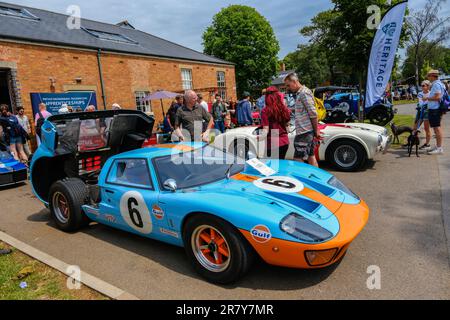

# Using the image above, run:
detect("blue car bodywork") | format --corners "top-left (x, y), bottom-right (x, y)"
top-left (0, 143), bottom-right (28, 186)
top-left (30, 111), bottom-right (369, 282)
top-left (314, 86), bottom-right (395, 125)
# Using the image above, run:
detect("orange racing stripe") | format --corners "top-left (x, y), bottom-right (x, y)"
top-left (232, 173), bottom-right (370, 268)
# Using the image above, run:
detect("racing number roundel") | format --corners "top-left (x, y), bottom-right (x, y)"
top-left (253, 176), bottom-right (304, 194)
top-left (119, 191), bottom-right (152, 234)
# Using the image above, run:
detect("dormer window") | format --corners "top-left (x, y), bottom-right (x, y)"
top-left (0, 5), bottom-right (39, 20)
top-left (82, 28), bottom-right (138, 45)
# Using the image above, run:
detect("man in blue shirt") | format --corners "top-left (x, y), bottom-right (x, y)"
top-left (256, 89), bottom-right (266, 111)
top-left (423, 70), bottom-right (445, 155)
top-left (236, 92), bottom-right (253, 126)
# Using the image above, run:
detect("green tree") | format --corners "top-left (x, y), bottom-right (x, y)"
top-left (300, 0), bottom-right (408, 88)
top-left (402, 42), bottom-right (450, 83)
top-left (202, 5), bottom-right (280, 97)
top-left (405, 0), bottom-right (449, 87)
top-left (283, 44), bottom-right (331, 87)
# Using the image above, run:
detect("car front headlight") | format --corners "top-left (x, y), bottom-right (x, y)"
top-left (328, 176), bottom-right (359, 200)
top-left (280, 213), bottom-right (333, 243)
top-left (378, 135), bottom-right (383, 146)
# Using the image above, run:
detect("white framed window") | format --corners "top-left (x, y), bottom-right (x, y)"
top-left (217, 71), bottom-right (226, 100)
top-left (135, 91), bottom-right (152, 113)
top-left (181, 68), bottom-right (193, 90)
top-left (217, 71), bottom-right (226, 88)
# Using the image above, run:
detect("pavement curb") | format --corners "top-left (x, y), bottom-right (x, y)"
top-left (437, 115), bottom-right (450, 266)
top-left (0, 231), bottom-right (140, 300)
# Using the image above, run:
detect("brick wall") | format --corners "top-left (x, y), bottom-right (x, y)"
top-left (0, 40), bottom-right (236, 132)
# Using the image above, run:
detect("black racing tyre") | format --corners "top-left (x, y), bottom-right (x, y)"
top-left (326, 139), bottom-right (367, 172)
top-left (230, 139), bottom-right (250, 160)
top-left (183, 214), bottom-right (255, 284)
top-left (329, 110), bottom-right (348, 123)
top-left (48, 178), bottom-right (90, 232)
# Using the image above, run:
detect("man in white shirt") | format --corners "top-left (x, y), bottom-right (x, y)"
top-left (197, 94), bottom-right (209, 113)
top-left (422, 70), bottom-right (445, 155)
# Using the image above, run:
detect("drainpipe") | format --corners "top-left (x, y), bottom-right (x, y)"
top-left (97, 49), bottom-right (107, 110)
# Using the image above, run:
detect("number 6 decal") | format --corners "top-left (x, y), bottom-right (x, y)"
top-left (120, 191), bottom-right (153, 234)
top-left (253, 176), bottom-right (304, 193)
top-left (127, 197), bottom-right (144, 228)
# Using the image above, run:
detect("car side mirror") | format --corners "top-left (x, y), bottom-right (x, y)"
top-left (163, 179), bottom-right (178, 192)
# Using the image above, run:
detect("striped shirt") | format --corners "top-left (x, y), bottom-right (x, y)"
top-left (294, 86), bottom-right (317, 135)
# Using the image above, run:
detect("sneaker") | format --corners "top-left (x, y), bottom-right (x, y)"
top-left (419, 144), bottom-right (431, 150)
top-left (428, 147), bottom-right (444, 155)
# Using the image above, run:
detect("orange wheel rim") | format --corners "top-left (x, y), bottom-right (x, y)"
top-left (192, 225), bottom-right (231, 273)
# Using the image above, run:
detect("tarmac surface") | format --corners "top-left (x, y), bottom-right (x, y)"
top-left (0, 103), bottom-right (449, 299)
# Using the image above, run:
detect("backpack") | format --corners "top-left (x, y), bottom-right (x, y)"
top-left (440, 88), bottom-right (450, 115)
top-left (35, 111), bottom-right (45, 138)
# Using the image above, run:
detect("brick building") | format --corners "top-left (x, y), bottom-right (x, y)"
top-left (0, 2), bottom-right (236, 134)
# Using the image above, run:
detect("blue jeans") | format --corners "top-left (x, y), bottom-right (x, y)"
top-left (215, 120), bottom-right (225, 133)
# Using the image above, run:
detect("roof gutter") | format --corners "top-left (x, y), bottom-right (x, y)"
top-left (97, 49), bottom-right (107, 110)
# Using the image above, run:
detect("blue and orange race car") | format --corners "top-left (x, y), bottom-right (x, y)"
top-left (30, 110), bottom-right (369, 284)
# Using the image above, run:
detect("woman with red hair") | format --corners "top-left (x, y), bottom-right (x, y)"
top-left (258, 86), bottom-right (291, 159)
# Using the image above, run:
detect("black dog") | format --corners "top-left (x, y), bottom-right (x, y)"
top-left (407, 131), bottom-right (421, 157)
top-left (391, 122), bottom-right (413, 144)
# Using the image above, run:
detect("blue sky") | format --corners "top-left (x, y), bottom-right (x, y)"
top-left (5, 0), bottom-right (450, 58)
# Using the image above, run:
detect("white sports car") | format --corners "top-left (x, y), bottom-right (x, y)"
top-left (214, 122), bottom-right (392, 172)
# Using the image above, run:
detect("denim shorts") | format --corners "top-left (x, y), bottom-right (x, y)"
top-left (428, 109), bottom-right (442, 128)
top-left (415, 107), bottom-right (429, 121)
top-left (9, 136), bottom-right (23, 145)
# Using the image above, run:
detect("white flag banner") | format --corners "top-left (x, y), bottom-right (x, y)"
top-left (365, 1), bottom-right (407, 108)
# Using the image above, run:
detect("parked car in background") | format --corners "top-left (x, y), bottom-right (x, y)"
top-left (313, 86), bottom-right (395, 126)
top-left (0, 141), bottom-right (28, 187)
top-left (214, 121), bottom-right (391, 172)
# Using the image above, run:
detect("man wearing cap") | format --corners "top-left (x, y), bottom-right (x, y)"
top-left (423, 70), bottom-right (445, 155)
top-left (236, 92), bottom-right (253, 126)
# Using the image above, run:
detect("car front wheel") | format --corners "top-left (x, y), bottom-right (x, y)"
top-left (183, 214), bottom-right (254, 284)
top-left (327, 139), bottom-right (367, 172)
top-left (49, 178), bottom-right (90, 232)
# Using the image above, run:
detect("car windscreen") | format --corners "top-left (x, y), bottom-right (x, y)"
top-left (153, 145), bottom-right (245, 190)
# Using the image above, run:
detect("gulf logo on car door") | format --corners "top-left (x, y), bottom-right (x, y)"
top-left (152, 204), bottom-right (165, 220)
top-left (251, 225), bottom-right (272, 243)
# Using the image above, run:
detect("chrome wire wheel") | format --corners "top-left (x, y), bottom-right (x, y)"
top-left (191, 225), bottom-right (231, 273)
top-left (334, 145), bottom-right (358, 168)
top-left (52, 191), bottom-right (70, 224)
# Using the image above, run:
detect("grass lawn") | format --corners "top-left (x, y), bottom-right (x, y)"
top-left (394, 99), bottom-right (418, 106)
top-left (0, 242), bottom-right (106, 300)
top-left (387, 114), bottom-right (415, 147)
top-left (363, 114), bottom-right (414, 147)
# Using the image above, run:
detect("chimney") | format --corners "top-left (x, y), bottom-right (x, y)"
top-left (116, 20), bottom-right (135, 29)
top-left (280, 63), bottom-right (286, 72)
